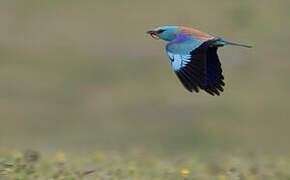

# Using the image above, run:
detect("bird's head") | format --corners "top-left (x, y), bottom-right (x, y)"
top-left (147, 26), bottom-right (179, 41)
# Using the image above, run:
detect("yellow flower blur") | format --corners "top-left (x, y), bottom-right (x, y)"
top-left (55, 152), bottom-right (66, 162)
top-left (181, 168), bottom-right (190, 176)
top-left (218, 174), bottom-right (227, 180)
top-left (95, 151), bottom-right (104, 160)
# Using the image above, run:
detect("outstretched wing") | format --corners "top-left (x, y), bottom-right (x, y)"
top-left (166, 34), bottom-right (225, 96)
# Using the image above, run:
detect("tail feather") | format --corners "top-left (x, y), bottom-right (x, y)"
top-left (216, 39), bottom-right (252, 48)
top-left (225, 41), bottom-right (252, 48)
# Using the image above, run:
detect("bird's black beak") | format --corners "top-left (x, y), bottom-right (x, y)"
top-left (146, 30), bottom-right (160, 40)
top-left (146, 30), bottom-right (155, 34)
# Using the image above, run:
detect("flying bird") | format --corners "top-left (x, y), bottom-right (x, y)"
top-left (147, 26), bottom-right (251, 96)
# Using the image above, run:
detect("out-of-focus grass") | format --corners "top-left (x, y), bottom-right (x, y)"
top-left (1, 147), bottom-right (290, 180)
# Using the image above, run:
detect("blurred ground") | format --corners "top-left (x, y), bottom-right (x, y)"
top-left (0, 0), bottom-right (290, 154)
top-left (1, 148), bottom-right (290, 180)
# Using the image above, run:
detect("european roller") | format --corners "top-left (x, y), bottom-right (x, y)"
top-left (147, 26), bottom-right (251, 96)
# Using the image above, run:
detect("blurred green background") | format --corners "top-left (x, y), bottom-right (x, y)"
top-left (0, 0), bottom-right (289, 154)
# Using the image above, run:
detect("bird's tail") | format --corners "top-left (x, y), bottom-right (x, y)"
top-left (216, 39), bottom-right (252, 48)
